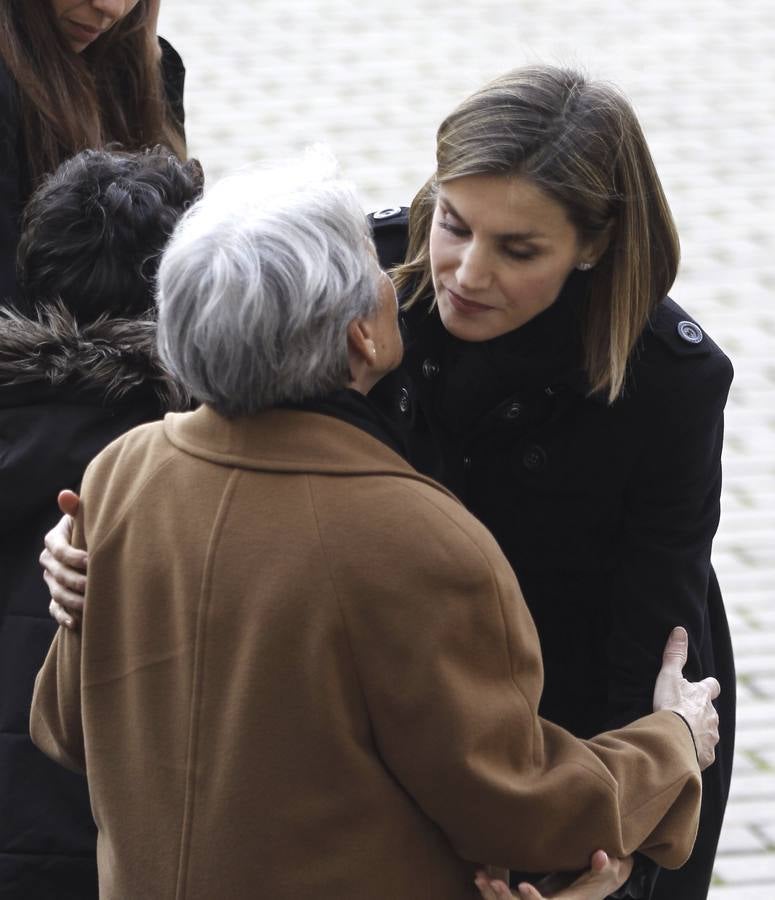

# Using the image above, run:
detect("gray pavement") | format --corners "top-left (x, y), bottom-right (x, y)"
top-left (158, 1), bottom-right (775, 894)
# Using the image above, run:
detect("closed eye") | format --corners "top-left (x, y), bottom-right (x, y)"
top-left (437, 219), bottom-right (469, 237)
top-left (503, 246), bottom-right (538, 261)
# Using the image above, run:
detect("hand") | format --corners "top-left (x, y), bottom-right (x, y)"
top-left (652, 626), bottom-right (720, 770)
top-left (475, 850), bottom-right (634, 899)
top-left (39, 490), bottom-right (85, 630)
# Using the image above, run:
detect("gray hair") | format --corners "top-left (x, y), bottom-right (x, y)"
top-left (156, 149), bottom-right (380, 416)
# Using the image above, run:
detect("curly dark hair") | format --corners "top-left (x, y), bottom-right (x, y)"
top-left (16, 147), bottom-right (204, 322)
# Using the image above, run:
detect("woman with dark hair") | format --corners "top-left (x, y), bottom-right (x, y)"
top-left (0, 146), bottom-right (201, 898)
top-left (0, 0), bottom-right (186, 305)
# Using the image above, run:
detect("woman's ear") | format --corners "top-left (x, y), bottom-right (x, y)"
top-left (579, 219), bottom-right (615, 268)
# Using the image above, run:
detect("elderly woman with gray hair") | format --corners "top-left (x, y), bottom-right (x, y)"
top-left (30, 152), bottom-right (719, 900)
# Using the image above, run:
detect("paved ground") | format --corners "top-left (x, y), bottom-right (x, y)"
top-left (158, 1), bottom-right (775, 894)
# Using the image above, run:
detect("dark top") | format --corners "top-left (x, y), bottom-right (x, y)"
top-left (0, 36), bottom-right (186, 307)
top-left (285, 388), bottom-right (408, 458)
top-left (369, 207), bottom-right (735, 900)
top-left (0, 307), bottom-right (187, 899)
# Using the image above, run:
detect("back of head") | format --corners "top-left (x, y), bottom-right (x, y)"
top-left (17, 147), bottom-right (204, 322)
top-left (398, 64), bottom-right (680, 402)
top-left (156, 148), bottom-right (380, 417)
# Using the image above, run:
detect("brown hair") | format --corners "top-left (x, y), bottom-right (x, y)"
top-left (0, 0), bottom-right (185, 185)
top-left (394, 66), bottom-right (679, 403)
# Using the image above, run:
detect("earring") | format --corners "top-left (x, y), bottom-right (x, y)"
top-left (577, 262), bottom-right (594, 271)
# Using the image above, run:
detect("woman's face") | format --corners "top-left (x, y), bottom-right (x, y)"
top-left (429, 174), bottom-right (600, 342)
top-left (50, 0), bottom-right (141, 52)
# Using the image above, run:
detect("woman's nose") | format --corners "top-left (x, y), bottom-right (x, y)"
top-left (90, 0), bottom-right (130, 22)
top-left (456, 242), bottom-right (492, 292)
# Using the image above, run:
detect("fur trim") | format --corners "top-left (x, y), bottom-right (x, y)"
top-left (0, 303), bottom-right (190, 411)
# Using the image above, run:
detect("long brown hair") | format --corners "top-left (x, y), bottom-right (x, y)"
top-left (394, 66), bottom-right (679, 403)
top-left (0, 0), bottom-right (186, 185)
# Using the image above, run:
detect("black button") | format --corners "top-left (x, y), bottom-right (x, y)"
top-left (677, 321), bottom-right (703, 344)
top-left (398, 387), bottom-right (410, 414)
top-left (522, 444), bottom-right (547, 472)
top-left (422, 358), bottom-right (440, 379)
top-left (504, 401), bottom-right (524, 420)
top-left (463, 455), bottom-right (472, 470)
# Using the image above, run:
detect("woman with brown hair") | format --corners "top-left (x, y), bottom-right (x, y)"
top-left (365, 65), bottom-right (734, 900)
top-left (0, 0), bottom-right (186, 306)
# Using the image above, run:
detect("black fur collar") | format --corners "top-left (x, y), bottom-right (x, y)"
top-left (0, 302), bottom-right (189, 411)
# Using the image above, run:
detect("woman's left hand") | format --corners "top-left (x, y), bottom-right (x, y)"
top-left (475, 850), bottom-right (634, 899)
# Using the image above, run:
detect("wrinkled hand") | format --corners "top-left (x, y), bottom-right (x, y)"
top-left (653, 626), bottom-right (720, 770)
top-left (39, 490), bottom-right (85, 629)
top-left (475, 850), bottom-right (633, 899)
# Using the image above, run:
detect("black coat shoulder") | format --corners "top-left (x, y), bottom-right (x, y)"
top-left (158, 35), bottom-right (186, 132)
top-left (627, 297), bottom-right (733, 408)
top-left (368, 206), bottom-right (409, 270)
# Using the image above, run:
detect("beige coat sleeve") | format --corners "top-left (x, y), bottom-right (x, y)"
top-left (329, 481), bottom-right (701, 874)
top-left (29, 517), bottom-right (88, 774)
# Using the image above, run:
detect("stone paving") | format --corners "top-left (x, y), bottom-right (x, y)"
top-left (158, 1), bottom-right (775, 894)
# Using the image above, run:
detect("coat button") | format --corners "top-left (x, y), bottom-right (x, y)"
top-left (422, 358), bottom-right (440, 379)
top-left (504, 401), bottom-right (524, 420)
top-left (398, 387), bottom-right (410, 414)
top-left (522, 444), bottom-right (547, 472)
top-left (677, 321), bottom-right (703, 344)
top-left (372, 207), bottom-right (402, 220)
top-left (463, 455), bottom-right (472, 470)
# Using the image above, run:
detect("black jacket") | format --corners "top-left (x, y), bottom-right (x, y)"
top-left (371, 208), bottom-right (735, 900)
top-left (0, 36), bottom-right (186, 308)
top-left (0, 306), bottom-right (186, 898)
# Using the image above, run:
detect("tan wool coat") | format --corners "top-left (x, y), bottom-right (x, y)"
top-left (31, 405), bottom-right (702, 899)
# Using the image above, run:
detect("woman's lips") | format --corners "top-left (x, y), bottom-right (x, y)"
top-left (64, 20), bottom-right (103, 44)
top-left (446, 287), bottom-right (494, 315)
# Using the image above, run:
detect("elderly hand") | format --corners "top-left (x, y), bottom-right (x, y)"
top-left (652, 626), bottom-right (720, 770)
top-left (39, 490), bottom-right (85, 629)
top-left (475, 850), bottom-right (634, 899)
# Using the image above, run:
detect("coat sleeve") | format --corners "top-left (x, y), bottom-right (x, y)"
top-left (29, 511), bottom-right (89, 774)
top-left (604, 348), bottom-right (734, 729)
top-left (329, 480), bottom-right (701, 874)
top-left (0, 63), bottom-right (22, 306)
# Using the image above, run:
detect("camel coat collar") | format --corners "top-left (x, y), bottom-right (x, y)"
top-left (164, 403), bottom-right (458, 497)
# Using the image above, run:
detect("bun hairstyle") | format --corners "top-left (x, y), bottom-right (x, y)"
top-left (17, 147), bottom-right (204, 321)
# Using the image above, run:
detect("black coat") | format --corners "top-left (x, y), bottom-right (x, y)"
top-left (371, 208), bottom-right (735, 900)
top-left (0, 36), bottom-right (186, 308)
top-left (0, 307), bottom-right (187, 899)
